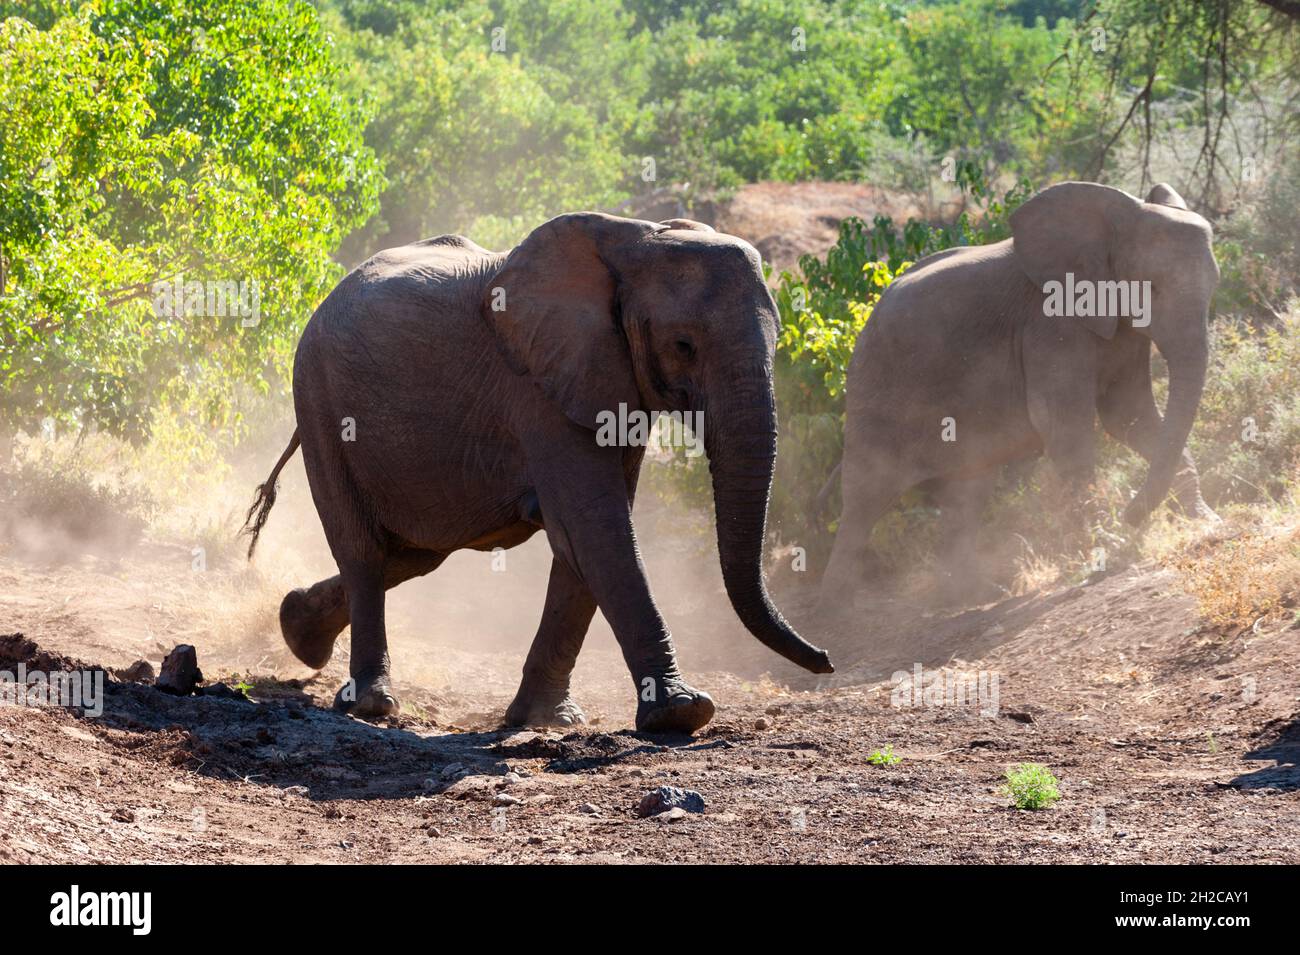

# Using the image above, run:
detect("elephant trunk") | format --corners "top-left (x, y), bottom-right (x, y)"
top-left (706, 366), bottom-right (834, 674)
top-left (1124, 335), bottom-right (1209, 525)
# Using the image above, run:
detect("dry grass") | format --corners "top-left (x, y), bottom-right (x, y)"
top-left (1009, 541), bottom-right (1063, 596)
top-left (1170, 516), bottom-right (1300, 630)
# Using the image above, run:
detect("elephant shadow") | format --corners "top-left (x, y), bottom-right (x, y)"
top-left (85, 678), bottom-right (702, 803)
top-left (1228, 714), bottom-right (1300, 791)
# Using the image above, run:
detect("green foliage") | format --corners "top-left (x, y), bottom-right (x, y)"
top-left (324, 0), bottom-right (637, 254)
top-left (0, 0), bottom-right (380, 442)
top-left (867, 744), bottom-right (902, 766)
top-left (1001, 763), bottom-right (1061, 810)
top-left (629, 0), bottom-right (904, 193)
top-left (890, 0), bottom-right (1070, 173)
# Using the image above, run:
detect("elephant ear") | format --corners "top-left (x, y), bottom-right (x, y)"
top-left (1145, 182), bottom-right (1188, 210)
top-left (1010, 181), bottom-right (1142, 341)
top-left (484, 212), bottom-right (657, 431)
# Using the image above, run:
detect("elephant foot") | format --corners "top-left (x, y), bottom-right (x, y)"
top-left (334, 674), bottom-right (400, 720)
top-left (1190, 502), bottom-right (1222, 523)
top-left (503, 692), bottom-right (586, 728)
top-left (636, 680), bottom-right (715, 735)
top-left (280, 587), bottom-right (344, 670)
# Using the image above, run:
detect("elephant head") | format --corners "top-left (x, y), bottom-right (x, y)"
top-left (1010, 181), bottom-right (1219, 525)
top-left (484, 212), bottom-right (833, 674)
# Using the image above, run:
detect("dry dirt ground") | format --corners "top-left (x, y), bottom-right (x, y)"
top-left (1, 529), bottom-right (1297, 864)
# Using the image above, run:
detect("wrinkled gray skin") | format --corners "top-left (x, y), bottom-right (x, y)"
top-left (821, 182), bottom-right (1220, 606)
top-left (248, 212), bottom-right (832, 735)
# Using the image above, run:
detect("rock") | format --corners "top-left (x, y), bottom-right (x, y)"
top-left (493, 792), bottom-right (522, 807)
top-left (635, 786), bottom-right (705, 818)
top-left (201, 682), bottom-right (247, 700)
top-left (439, 763), bottom-right (466, 781)
top-left (111, 808), bottom-right (135, 823)
top-left (578, 802), bottom-right (602, 815)
top-left (156, 645), bottom-right (203, 696)
top-left (754, 717), bottom-right (769, 730)
top-left (113, 660), bottom-right (155, 684)
top-left (656, 807), bottom-right (689, 823)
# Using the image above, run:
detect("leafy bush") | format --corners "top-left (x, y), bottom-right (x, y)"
top-left (0, 0), bottom-right (381, 444)
top-left (1001, 763), bottom-right (1061, 810)
top-left (867, 745), bottom-right (902, 767)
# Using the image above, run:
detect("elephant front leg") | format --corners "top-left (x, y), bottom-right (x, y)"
top-left (1098, 379), bottom-right (1218, 521)
top-left (533, 460), bottom-right (715, 735)
top-left (504, 557), bottom-right (595, 728)
top-left (1028, 379), bottom-right (1119, 559)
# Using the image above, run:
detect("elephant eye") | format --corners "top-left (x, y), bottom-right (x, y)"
top-left (674, 338), bottom-right (696, 360)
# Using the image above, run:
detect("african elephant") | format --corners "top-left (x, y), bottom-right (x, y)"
top-left (244, 212), bottom-right (833, 735)
top-left (821, 181), bottom-right (1219, 605)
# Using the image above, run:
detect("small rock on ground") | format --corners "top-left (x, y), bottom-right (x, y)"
top-left (156, 645), bottom-right (202, 696)
top-left (635, 786), bottom-right (705, 818)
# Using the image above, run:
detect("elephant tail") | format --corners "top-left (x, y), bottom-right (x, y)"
top-left (241, 428), bottom-right (301, 559)
top-left (814, 458), bottom-right (842, 522)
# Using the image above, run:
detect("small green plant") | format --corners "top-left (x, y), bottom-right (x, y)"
top-left (867, 745), bottom-right (902, 767)
top-left (229, 678), bottom-right (254, 698)
top-left (1002, 763), bottom-right (1060, 810)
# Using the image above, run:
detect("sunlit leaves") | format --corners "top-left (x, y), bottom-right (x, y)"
top-left (0, 1), bottom-right (380, 441)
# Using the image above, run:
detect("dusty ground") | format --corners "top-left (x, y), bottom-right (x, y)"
top-left (1, 523), bottom-right (1297, 864)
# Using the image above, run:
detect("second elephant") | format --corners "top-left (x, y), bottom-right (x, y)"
top-left (821, 181), bottom-right (1219, 605)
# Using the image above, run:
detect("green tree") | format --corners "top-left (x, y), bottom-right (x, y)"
top-left (325, 0), bottom-right (641, 257)
top-left (0, 0), bottom-right (380, 442)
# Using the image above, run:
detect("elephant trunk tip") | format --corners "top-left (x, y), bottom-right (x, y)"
top-left (804, 647), bottom-right (835, 675)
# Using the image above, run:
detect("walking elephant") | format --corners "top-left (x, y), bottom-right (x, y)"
top-left (244, 212), bottom-right (833, 735)
top-left (821, 181), bottom-right (1220, 606)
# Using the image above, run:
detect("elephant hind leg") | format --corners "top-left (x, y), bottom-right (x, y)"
top-left (280, 548), bottom-right (446, 671)
top-left (819, 453), bottom-right (914, 613)
top-left (504, 556), bottom-right (596, 728)
top-left (280, 577), bottom-right (349, 669)
top-left (931, 472), bottom-right (1000, 606)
